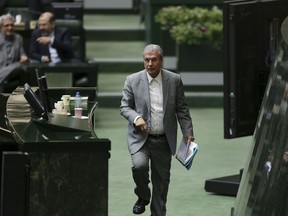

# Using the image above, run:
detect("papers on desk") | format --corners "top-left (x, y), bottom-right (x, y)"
top-left (176, 137), bottom-right (199, 170)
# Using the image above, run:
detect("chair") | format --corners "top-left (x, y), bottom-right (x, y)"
top-left (3, 0), bottom-right (39, 21)
top-left (51, 2), bottom-right (83, 21)
top-left (26, 18), bottom-right (98, 88)
top-left (1, 65), bottom-right (27, 94)
top-left (53, 2), bottom-right (84, 61)
top-left (55, 19), bottom-right (86, 62)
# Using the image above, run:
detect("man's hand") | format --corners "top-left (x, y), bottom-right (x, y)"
top-left (41, 55), bottom-right (50, 63)
top-left (135, 117), bottom-right (149, 133)
top-left (185, 135), bottom-right (195, 144)
top-left (19, 55), bottom-right (28, 63)
top-left (36, 36), bottom-right (51, 44)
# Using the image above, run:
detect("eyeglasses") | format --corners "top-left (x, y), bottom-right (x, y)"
top-left (144, 58), bottom-right (159, 63)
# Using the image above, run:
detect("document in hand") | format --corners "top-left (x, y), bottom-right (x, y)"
top-left (176, 138), bottom-right (199, 170)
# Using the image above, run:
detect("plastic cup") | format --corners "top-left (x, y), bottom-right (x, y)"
top-left (74, 107), bottom-right (83, 118)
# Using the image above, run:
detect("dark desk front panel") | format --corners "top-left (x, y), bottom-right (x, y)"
top-left (1, 141), bottom-right (111, 216)
top-left (28, 141), bottom-right (110, 216)
top-left (1, 152), bottom-right (29, 216)
top-left (3, 87), bottom-right (111, 216)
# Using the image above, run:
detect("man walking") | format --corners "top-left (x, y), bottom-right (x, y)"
top-left (120, 44), bottom-right (195, 215)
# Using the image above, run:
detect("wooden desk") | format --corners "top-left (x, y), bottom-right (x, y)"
top-left (2, 87), bottom-right (110, 216)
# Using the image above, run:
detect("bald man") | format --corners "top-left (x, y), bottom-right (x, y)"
top-left (29, 12), bottom-right (76, 63)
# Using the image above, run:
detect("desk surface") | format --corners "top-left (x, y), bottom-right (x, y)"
top-left (6, 87), bottom-right (107, 152)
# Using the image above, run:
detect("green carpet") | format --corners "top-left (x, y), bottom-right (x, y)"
top-left (95, 107), bottom-right (252, 216)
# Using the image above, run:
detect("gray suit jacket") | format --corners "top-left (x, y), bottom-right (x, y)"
top-left (0, 33), bottom-right (26, 84)
top-left (120, 69), bottom-right (193, 155)
top-left (0, 33), bottom-right (25, 67)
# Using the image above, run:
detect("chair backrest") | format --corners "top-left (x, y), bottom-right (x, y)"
top-left (4, 3), bottom-right (34, 23)
top-left (5, 0), bottom-right (27, 8)
top-left (55, 19), bottom-right (86, 61)
top-left (51, 2), bottom-right (83, 21)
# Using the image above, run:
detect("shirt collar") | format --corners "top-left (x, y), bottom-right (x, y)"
top-left (147, 70), bottom-right (162, 84)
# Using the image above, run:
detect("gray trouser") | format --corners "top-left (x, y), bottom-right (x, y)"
top-left (131, 136), bottom-right (172, 216)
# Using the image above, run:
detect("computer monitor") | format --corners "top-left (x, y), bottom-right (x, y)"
top-left (223, 0), bottom-right (288, 138)
top-left (24, 68), bottom-right (51, 121)
top-left (23, 83), bottom-right (46, 119)
top-left (35, 68), bottom-right (50, 120)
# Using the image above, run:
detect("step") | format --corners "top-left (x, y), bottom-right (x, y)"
top-left (92, 58), bottom-right (143, 73)
top-left (97, 91), bottom-right (223, 108)
top-left (90, 56), bottom-right (177, 74)
top-left (86, 41), bottom-right (145, 73)
top-left (84, 0), bottom-right (134, 10)
top-left (84, 14), bottom-right (143, 29)
top-left (84, 13), bottom-right (144, 41)
top-left (85, 27), bottom-right (145, 41)
top-left (180, 72), bottom-right (223, 92)
top-left (86, 41), bottom-right (145, 59)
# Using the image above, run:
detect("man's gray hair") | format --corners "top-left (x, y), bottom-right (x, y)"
top-left (143, 44), bottom-right (163, 59)
top-left (0, 14), bottom-right (15, 27)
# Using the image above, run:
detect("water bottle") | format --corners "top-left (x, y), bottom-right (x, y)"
top-left (74, 92), bottom-right (82, 108)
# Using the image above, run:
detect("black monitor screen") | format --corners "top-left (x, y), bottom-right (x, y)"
top-left (35, 68), bottom-right (50, 120)
top-left (23, 83), bottom-right (46, 119)
top-left (223, 0), bottom-right (288, 138)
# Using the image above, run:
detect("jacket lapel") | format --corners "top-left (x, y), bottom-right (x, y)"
top-left (140, 70), bottom-right (150, 113)
top-left (162, 70), bottom-right (169, 116)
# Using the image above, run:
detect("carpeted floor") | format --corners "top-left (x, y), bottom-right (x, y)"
top-left (94, 107), bottom-right (252, 216)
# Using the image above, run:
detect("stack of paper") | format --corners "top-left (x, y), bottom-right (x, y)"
top-left (176, 138), bottom-right (199, 170)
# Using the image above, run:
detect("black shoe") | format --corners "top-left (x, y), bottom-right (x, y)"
top-left (132, 198), bottom-right (149, 214)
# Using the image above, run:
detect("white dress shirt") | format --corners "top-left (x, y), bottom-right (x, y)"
top-left (48, 32), bottom-right (61, 63)
top-left (147, 71), bottom-right (164, 134)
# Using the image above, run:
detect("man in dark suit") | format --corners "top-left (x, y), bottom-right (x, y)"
top-left (120, 44), bottom-right (195, 215)
top-left (29, 11), bottom-right (76, 63)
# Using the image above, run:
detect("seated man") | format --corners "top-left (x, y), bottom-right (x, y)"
top-left (29, 11), bottom-right (78, 63)
top-left (0, 13), bottom-right (28, 93)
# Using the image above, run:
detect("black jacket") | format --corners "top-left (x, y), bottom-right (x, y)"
top-left (29, 27), bottom-right (75, 62)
